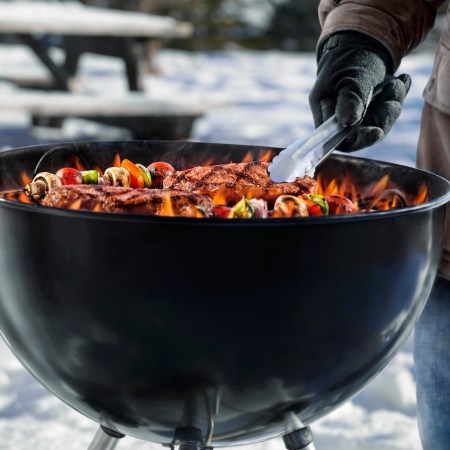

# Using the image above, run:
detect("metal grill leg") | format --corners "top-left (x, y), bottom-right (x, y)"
top-left (88, 426), bottom-right (125, 450)
top-left (282, 426), bottom-right (316, 450)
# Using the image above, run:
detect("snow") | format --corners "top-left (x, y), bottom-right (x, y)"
top-left (0, 46), bottom-right (435, 449)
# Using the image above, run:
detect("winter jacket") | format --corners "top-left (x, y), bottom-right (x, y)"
top-left (318, 0), bottom-right (450, 279)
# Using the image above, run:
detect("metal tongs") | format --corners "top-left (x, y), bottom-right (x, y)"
top-left (268, 79), bottom-right (391, 182)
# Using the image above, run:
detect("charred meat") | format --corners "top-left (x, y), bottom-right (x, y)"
top-left (163, 161), bottom-right (317, 206)
top-left (41, 185), bottom-right (213, 217)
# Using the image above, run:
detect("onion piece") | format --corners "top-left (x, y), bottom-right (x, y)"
top-left (273, 195), bottom-right (308, 218)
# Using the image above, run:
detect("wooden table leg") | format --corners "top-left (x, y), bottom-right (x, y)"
top-left (18, 34), bottom-right (71, 91)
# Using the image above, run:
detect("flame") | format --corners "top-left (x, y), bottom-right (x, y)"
top-left (93, 203), bottom-right (102, 212)
top-left (74, 159), bottom-right (87, 171)
top-left (69, 199), bottom-right (82, 210)
top-left (159, 196), bottom-right (175, 217)
top-left (212, 188), bottom-right (228, 205)
top-left (112, 154), bottom-right (121, 168)
top-left (93, 165), bottom-right (104, 176)
top-left (18, 192), bottom-right (34, 204)
top-left (194, 207), bottom-right (204, 218)
top-left (258, 149), bottom-right (274, 163)
top-left (316, 173), bottom-right (359, 210)
top-left (415, 183), bottom-right (428, 205)
top-left (241, 151), bottom-right (253, 163)
top-left (21, 171), bottom-right (32, 186)
top-left (369, 175), bottom-right (390, 197)
top-left (201, 158), bottom-right (215, 167)
top-left (183, 148), bottom-right (274, 168)
top-left (316, 172), bottom-right (428, 212)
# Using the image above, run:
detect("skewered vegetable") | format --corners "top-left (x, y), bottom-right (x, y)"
top-left (148, 162), bottom-right (175, 189)
top-left (326, 194), bottom-right (354, 215)
top-left (26, 172), bottom-right (61, 200)
top-left (121, 159), bottom-right (145, 189)
top-left (136, 164), bottom-right (152, 188)
top-left (104, 167), bottom-right (131, 188)
top-left (233, 198), bottom-right (256, 219)
top-left (307, 194), bottom-right (329, 216)
top-left (56, 168), bottom-right (83, 186)
top-left (273, 195), bottom-right (308, 218)
top-left (82, 170), bottom-right (99, 185)
top-left (211, 205), bottom-right (236, 218)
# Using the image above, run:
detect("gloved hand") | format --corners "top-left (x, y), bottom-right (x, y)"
top-left (309, 31), bottom-right (411, 152)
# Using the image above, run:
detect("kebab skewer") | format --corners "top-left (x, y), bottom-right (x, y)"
top-left (25, 159), bottom-right (175, 200)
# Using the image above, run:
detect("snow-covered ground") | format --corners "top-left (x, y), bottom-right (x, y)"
top-left (0, 46), bottom-right (436, 449)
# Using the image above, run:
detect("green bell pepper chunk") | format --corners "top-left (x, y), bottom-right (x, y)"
top-left (309, 194), bottom-right (329, 216)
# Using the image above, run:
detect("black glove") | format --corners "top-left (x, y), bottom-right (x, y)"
top-left (309, 31), bottom-right (411, 152)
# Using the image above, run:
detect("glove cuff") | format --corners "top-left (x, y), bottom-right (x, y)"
top-left (317, 31), bottom-right (394, 74)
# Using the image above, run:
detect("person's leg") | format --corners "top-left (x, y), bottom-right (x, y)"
top-left (414, 277), bottom-right (450, 449)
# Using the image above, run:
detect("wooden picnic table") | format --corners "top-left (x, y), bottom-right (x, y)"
top-left (0, 1), bottom-right (193, 91)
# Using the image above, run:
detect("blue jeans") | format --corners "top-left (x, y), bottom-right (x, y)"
top-left (414, 277), bottom-right (450, 449)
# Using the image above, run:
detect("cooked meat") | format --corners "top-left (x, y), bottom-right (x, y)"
top-left (41, 185), bottom-right (213, 217)
top-left (163, 161), bottom-right (317, 206)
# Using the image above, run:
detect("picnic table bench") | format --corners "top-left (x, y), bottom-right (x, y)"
top-left (0, 91), bottom-right (204, 139)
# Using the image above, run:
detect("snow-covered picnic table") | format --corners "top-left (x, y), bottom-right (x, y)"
top-left (0, 1), bottom-right (193, 91)
top-left (0, 2), bottom-right (202, 138)
top-left (0, 1), bottom-right (192, 38)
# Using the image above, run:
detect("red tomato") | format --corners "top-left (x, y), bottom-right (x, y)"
top-left (121, 159), bottom-right (145, 188)
top-left (308, 204), bottom-right (323, 216)
top-left (56, 168), bottom-right (83, 185)
top-left (326, 194), bottom-right (354, 215)
top-left (211, 205), bottom-right (236, 218)
top-left (147, 162), bottom-right (175, 189)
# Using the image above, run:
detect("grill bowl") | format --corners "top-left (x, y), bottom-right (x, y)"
top-left (0, 140), bottom-right (449, 446)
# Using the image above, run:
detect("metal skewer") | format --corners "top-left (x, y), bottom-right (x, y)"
top-left (0, 189), bottom-right (25, 196)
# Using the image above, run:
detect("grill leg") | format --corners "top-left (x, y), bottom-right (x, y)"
top-left (282, 426), bottom-right (316, 450)
top-left (88, 426), bottom-right (125, 450)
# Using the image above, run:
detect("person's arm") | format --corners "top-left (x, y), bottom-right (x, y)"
top-left (309, 0), bottom-right (445, 152)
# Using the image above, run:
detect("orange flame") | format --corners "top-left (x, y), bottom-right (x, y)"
top-left (69, 199), bottom-right (82, 210)
top-left (93, 165), bottom-right (104, 176)
top-left (415, 183), bottom-right (428, 205)
top-left (257, 149), bottom-right (274, 163)
top-left (241, 151), bottom-right (253, 163)
top-left (93, 203), bottom-right (102, 212)
top-left (212, 188), bottom-right (228, 205)
top-left (21, 171), bottom-right (32, 186)
top-left (74, 159), bottom-right (87, 171)
top-left (112, 154), bottom-right (121, 168)
top-left (19, 192), bottom-right (34, 204)
top-left (316, 173), bottom-right (428, 212)
top-left (316, 173), bottom-right (359, 210)
top-left (159, 196), bottom-right (175, 217)
top-left (369, 175), bottom-right (390, 197)
top-left (201, 158), bottom-right (215, 167)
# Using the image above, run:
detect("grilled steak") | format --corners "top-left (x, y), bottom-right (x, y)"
top-left (41, 185), bottom-right (213, 217)
top-left (163, 161), bottom-right (317, 206)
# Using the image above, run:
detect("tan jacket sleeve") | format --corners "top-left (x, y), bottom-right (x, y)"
top-left (318, 0), bottom-right (445, 70)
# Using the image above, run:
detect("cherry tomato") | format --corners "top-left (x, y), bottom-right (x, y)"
top-left (56, 168), bottom-right (83, 185)
top-left (147, 162), bottom-right (175, 189)
top-left (211, 205), bottom-right (236, 218)
top-left (307, 203), bottom-right (323, 216)
top-left (326, 194), bottom-right (355, 215)
top-left (121, 159), bottom-right (144, 189)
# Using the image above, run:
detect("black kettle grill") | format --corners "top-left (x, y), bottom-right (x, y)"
top-left (0, 140), bottom-right (449, 450)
